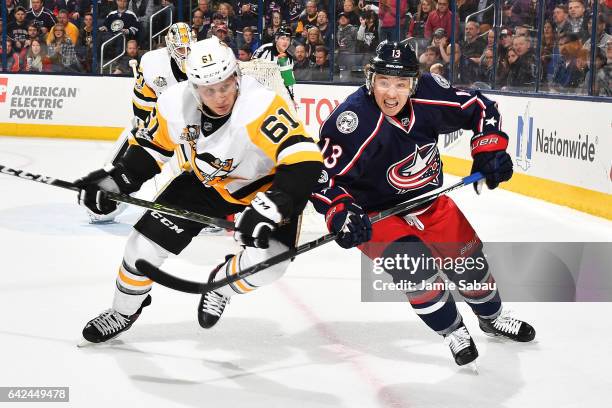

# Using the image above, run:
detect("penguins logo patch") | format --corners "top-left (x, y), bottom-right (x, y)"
top-left (336, 111), bottom-right (359, 134)
top-left (431, 73), bottom-right (450, 89)
top-left (153, 76), bottom-right (168, 89)
top-left (180, 125), bottom-right (200, 142)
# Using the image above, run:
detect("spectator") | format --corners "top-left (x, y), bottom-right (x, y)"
top-left (310, 44), bottom-right (330, 81)
top-left (501, 1), bottom-right (521, 28)
top-left (424, 0), bottom-right (456, 41)
top-left (24, 38), bottom-right (52, 72)
top-left (99, 0), bottom-right (140, 40)
top-left (440, 41), bottom-right (461, 78)
top-left (419, 45), bottom-right (441, 71)
top-left (48, 9), bottom-right (79, 46)
top-left (342, 0), bottom-right (361, 27)
top-left (462, 21), bottom-right (486, 60)
top-left (98, 0), bottom-right (118, 25)
top-left (241, 26), bottom-right (260, 53)
top-left (476, 47), bottom-right (494, 84)
top-left (316, 10), bottom-right (332, 46)
top-left (337, 11), bottom-right (358, 54)
top-left (407, 0), bottom-right (433, 40)
top-left (25, 23), bottom-right (43, 49)
top-left (65, 0), bottom-right (89, 23)
top-left (498, 27), bottom-right (514, 60)
top-left (262, 10), bottom-right (283, 44)
top-left (468, 0), bottom-right (494, 29)
top-left (567, 0), bottom-right (589, 41)
top-left (193, 0), bottom-right (212, 28)
top-left (513, 24), bottom-right (531, 38)
top-left (507, 35), bottom-right (535, 88)
top-left (7, 6), bottom-right (29, 52)
top-left (284, 0), bottom-right (305, 27)
top-left (552, 4), bottom-right (571, 37)
top-left (0, 40), bottom-right (21, 72)
top-left (356, 9), bottom-right (379, 54)
top-left (305, 26), bottom-right (324, 63)
top-left (296, 1), bottom-right (319, 37)
top-left (217, 2), bottom-right (237, 32)
top-left (235, 2), bottom-right (258, 45)
top-left (430, 62), bottom-right (444, 75)
top-left (552, 32), bottom-right (584, 91)
top-left (5, 0), bottom-right (17, 24)
top-left (583, 14), bottom-right (612, 54)
top-left (378, 0), bottom-right (408, 42)
top-left (293, 43), bottom-right (312, 80)
top-left (592, 47), bottom-right (610, 96)
top-left (77, 11), bottom-right (94, 71)
top-left (48, 22), bottom-right (81, 71)
top-left (129, 0), bottom-right (153, 46)
top-left (541, 20), bottom-right (559, 84)
top-left (26, 0), bottom-right (57, 35)
top-left (237, 44), bottom-right (252, 61)
top-left (511, 0), bottom-right (538, 28)
top-left (113, 38), bottom-right (140, 74)
top-left (212, 24), bottom-right (237, 54)
top-left (432, 27), bottom-right (449, 56)
top-left (192, 9), bottom-right (208, 40)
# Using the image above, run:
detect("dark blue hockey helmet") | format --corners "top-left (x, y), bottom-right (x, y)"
top-left (366, 40), bottom-right (420, 94)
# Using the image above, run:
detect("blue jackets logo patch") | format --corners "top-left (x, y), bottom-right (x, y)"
top-left (387, 143), bottom-right (441, 193)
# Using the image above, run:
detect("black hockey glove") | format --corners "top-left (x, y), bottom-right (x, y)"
top-left (74, 163), bottom-right (142, 215)
top-left (326, 199), bottom-right (372, 249)
top-left (470, 131), bottom-right (513, 192)
top-left (234, 191), bottom-right (292, 249)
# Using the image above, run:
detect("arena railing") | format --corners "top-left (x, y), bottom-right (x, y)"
top-left (150, 5), bottom-right (173, 51)
top-left (100, 32), bottom-right (126, 74)
top-left (0, 0), bottom-right (609, 100)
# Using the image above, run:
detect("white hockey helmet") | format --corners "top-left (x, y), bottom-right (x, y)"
top-left (186, 38), bottom-right (239, 87)
top-left (165, 22), bottom-right (196, 73)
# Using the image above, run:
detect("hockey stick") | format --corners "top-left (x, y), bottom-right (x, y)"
top-left (135, 172), bottom-right (484, 294)
top-left (0, 164), bottom-right (234, 229)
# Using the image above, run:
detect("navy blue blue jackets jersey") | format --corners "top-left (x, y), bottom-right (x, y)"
top-left (311, 73), bottom-right (502, 214)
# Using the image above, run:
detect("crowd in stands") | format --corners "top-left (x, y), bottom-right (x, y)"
top-left (1, 0), bottom-right (610, 96)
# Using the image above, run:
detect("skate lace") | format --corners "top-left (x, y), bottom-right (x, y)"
top-left (445, 326), bottom-right (472, 353)
top-left (202, 291), bottom-right (229, 317)
top-left (492, 310), bottom-right (522, 335)
top-left (91, 309), bottom-right (129, 336)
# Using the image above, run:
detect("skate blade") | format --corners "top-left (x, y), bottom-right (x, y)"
top-left (77, 337), bottom-right (94, 348)
top-left (469, 361), bottom-right (479, 375)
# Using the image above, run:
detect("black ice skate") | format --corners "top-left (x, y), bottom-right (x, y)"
top-left (79, 295), bottom-right (151, 346)
top-left (478, 310), bottom-right (536, 342)
top-left (198, 260), bottom-right (231, 329)
top-left (444, 322), bottom-right (479, 367)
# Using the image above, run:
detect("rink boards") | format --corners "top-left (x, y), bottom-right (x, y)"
top-left (0, 73), bottom-right (610, 219)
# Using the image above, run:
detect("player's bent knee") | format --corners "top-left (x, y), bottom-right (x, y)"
top-left (381, 235), bottom-right (438, 285)
top-left (239, 240), bottom-right (291, 287)
top-left (123, 230), bottom-right (170, 271)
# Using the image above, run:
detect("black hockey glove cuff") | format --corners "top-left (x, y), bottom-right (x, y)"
top-left (74, 162), bottom-right (143, 215)
top-left (326, 199), bottom-right (372, 249)
top-left (234, 191), bottom-right (293, 249)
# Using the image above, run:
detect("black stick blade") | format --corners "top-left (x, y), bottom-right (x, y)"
top-left (135, 259), bottom-right (204, 294)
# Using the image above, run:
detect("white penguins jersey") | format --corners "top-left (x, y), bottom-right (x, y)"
top-left (132, 47), bottom-right (187, 122)
top-left (133, 75), bottom-right (322, 205)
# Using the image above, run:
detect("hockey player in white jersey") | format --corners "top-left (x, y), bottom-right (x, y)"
top-left (86, 22), bottom-right (196, 224)
top-left (74, 38), bottom-right (323, 344)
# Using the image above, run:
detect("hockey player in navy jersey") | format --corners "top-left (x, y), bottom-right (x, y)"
top-left (311, 40), bottom-right (535, 367)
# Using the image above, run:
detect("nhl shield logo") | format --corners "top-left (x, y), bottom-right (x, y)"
top-left (336, 111), bottom-right (359, 134)
top-left (180, 125), bottom-right (201, 142)
top-left (387, 143), bottom-right (441, 193)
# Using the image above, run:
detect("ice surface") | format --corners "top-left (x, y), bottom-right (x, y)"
top-left (0, 137), bottom-right (610, 407)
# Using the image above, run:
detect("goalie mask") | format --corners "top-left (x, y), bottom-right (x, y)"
top-left (165, 22), bottom-right (196, 73)
top-left (366, 40), bottom-right (420, 96)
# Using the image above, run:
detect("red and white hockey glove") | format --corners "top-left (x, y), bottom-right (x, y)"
top-left (470, 131), bottom-right (513, 192)
top-left (326, 199), bottom-right (372, 249)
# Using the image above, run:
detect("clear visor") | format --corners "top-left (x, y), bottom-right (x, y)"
top-left (372, 75), bottom-right (418, 95)
top-left (193, 75), bottom-right (238, 99)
